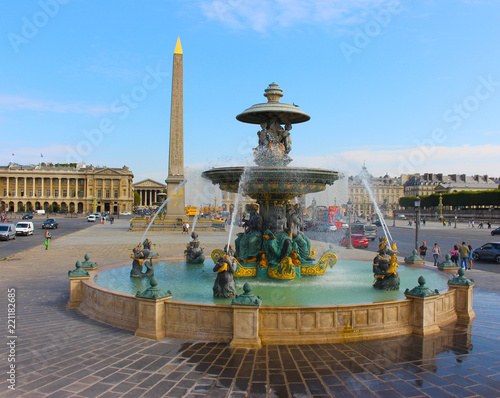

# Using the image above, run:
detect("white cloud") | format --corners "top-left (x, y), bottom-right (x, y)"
top-left (199, 0), bottom-right (399, 32)
top-left (0, 95), bottom-right (112, 116)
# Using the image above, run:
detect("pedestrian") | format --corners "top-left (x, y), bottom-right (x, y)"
top-left (419, 242), bottom-right (428, 260)
top-left (432, 243), bottom-right (442, 267)
top-left (44, 229), bottom-right (51, 250)
top-left (456, 241), bottom-right (470, 270)
top-left (110, 216), bottom-right (114, 225)
top-left (422, 218), bottom-right (426, 226)
top-left (450, 245), bottom-right (459, 265)
top-left (182, 222), bottom-right (187, 234)
top-left (186, 222), bottom-right (190, 234)
top-left (468, 245), bottom-right (474, 270)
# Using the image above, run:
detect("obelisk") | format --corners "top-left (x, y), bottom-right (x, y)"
top-left (165, 37), bottom-right (186, 221)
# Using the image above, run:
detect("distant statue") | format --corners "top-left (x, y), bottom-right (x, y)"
top-left (262, 207), bottom-right (293, 265)
top-left (282, 123), bottom-right (292, 153)
top-left (235, 204), bottom-right (263, 262)
top-left (185, 232), bottom-right (205, 264)
top-left (213, 244), bottom-right (237, 298)
top-left (286, 203), bottom-right (312, 262)
top-left (130, 243), bottom-right (158, 278)
top-left (253, 117), bottom-right (292, 166)
top-left (372, 237), bottom-right (400, 290)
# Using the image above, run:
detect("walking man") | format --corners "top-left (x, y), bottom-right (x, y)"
top-left (44, 229), bottom-right (51, 250)
top-left (457, 241), bottom-right (470, 270)
top-left (419, 241), bottom-right (428, 260)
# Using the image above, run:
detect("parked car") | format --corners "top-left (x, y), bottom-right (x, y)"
top-left (373, 220), bottom-right (382, 227)
top-left (0, 224), bottom-right (16, 240)
top-left (16, 221), bottom-right (34, 236)
top-left (491, 227), bottom-right (500, 236)
top-left (22, 213), bottom-right (34, 219)
top-left (87, 214), bottom-right (97, 222)
top-left (42, 219), bottom-right (58, 229)
top-left (397, 214), bottom-right (407, 220)
top-left (339, 234), bottom-right (369, 249)
top-left (472, 242), bottom-right (500, 264)
top-left (120, 211), bottom-right (132, 216)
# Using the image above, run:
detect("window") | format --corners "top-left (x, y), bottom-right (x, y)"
top-left (29, 189), bottom-right (33, 197)
top-left (12, 189), bottom-right (15, 196)
top-left (37, 189), bottom-right (41, 197)
top-left (3, 189), bottom-right (6, 196)
top-left (106, 179), bottom-right (110, 186)
top-left (114, 190), bottom-right (118, 199)
top-left (62, 190), bottom-right (67, 197)
top-left (54, 190), bottom-right (59, 198)
top-left (71, 190), bottom-right (75, 198)
top-left (106, 190), bottom-right (110, 198)
top-left (97, 190), bottom-right (102, 198)
top-left (78, 190), bottom-right (84, 198)
top-left (46, 189), bottom-right (50, 197)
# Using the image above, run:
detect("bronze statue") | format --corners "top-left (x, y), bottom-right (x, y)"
top-left (286, 203), bottom-right (312, 262)
top-left (372, 237), bottom-right (400, 290)
top-left (130, 243), bottom-right (158, 278)
top-left (235, 204), bottom-right (263, 262)
top-left (262, 207), bottom-right (292, 265)
top-left (185, 232), bottom-right (205, 264)
top-left (213, 245), bottom-right (237, 298)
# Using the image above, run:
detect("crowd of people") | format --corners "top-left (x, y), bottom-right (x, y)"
top-left (419, 240), bottom-right (474, 270)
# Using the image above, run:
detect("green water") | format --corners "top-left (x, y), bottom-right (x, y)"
top-left (94, 259), bottom-right (450, 307)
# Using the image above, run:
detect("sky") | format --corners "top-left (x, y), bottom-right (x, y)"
top-left (1, 0), bottom-right (500, 184)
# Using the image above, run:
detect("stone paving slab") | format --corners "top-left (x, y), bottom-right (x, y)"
top-left (1, 219), bottom-right (500, 397)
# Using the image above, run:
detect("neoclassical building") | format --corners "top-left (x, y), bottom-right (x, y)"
top-left (0, 163), bottom-right (134, 214)
top-left (348, 166), bottom-right (404, 218)
top-left (132, 179), bottom-right (167, 207)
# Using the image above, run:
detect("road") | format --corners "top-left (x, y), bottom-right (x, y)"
top-left (0, 215), bottom-right (130, 259)
top-left (306, 220), bottom-right (500, 274)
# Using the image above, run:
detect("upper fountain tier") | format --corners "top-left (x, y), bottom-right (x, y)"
top-left (236, 82), bottom-right (310, 125)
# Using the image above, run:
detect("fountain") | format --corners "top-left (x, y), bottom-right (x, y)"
top-left (203, 83), bottom-right (339, 280)
top-left (72, 83), bottom-right (475, 345)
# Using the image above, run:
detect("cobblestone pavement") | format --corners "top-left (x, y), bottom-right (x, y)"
top-left (1, 219), bottom-right (499, 397)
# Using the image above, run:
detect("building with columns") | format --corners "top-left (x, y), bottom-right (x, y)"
top-left (132, 179), bottom-right (167, 207)
top-left (0, 163), bottom-right (134, 214)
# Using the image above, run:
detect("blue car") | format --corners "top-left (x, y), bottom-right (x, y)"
top-left (472, 242), bottom-right (500, 264)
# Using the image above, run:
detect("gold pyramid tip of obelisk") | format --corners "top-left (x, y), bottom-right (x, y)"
top-left (174, 37), bottom-right (183, 54)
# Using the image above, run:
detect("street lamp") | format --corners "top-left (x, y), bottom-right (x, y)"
top-left (438, 193), bottom-right (443, 221)
top-left (414, 196), bottom-right (420, 252)
top-left (454, 210), bottom-right (457, 229)
top-left (347, 200), bottom-right (354, 250)
top-left (392, 205), bottom-right (396, 227)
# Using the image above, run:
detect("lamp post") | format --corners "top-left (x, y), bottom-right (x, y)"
top-left (438, 193), bottom-right (443, 221)
top-left (414, 196), bottom-right (420, 252)
top-left (347, 200), bottom-right (354, 249)
top-left (392, 205), bottom-right (396, 227)
top-left (454, 210), bottom-right (457, 229)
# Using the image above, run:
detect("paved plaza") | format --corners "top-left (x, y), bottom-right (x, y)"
top-left (1, 219), bottom-right (500, 397)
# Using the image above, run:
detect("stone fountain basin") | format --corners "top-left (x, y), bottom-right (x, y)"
top-left (202, 166), bottom-right (339, 200)
top-left (72, 258), bottom-right (466, 344)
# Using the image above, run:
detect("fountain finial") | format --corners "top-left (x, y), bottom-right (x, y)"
top-left (264, 83), bottom-right (283, 103)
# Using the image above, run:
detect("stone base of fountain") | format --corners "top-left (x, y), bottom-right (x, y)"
top-left (70, 264), bottom-right (476, 346)
top-left (129, 217), bottom-right (225, 231)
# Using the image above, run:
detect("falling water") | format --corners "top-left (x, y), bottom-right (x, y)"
top-left (140, 180), bottom-right (187, 244)
top-left (360, 177), bottom-right (393, 244)
top-left (227, 167), bottom-right (251, 248)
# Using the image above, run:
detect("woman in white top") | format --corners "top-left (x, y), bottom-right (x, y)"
top-left (432, 243), bottom-right (442, 266)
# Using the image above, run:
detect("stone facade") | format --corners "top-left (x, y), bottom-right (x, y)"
top-left (403, 173), bottom-right (498, 196)
top-left (132, 179), bottom-right (166, 207)
top-left (348, 166), bottom-right (404, 218)
top-left (0, 163), bottom-right (134, 214)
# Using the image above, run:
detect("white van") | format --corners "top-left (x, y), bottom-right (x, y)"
top-left (16, 221), bottom-right (34, 236)
top-left (35, 210), bottom-right (46, 214)
top-left (87, 214), bottom-right (97, 222)
top-left (0, 224), bottom-right (16, 240)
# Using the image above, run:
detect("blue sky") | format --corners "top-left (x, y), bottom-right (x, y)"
top-left (1, 0), bottom-right (500, 183)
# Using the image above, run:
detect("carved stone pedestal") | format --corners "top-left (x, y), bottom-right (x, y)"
top-left (68, 276), bottom-right (90, 309)
top-left (449, 284), bottom-right (476, 324)
top-left (230, 306), bottom-right (261, 349)
top-left (135, 297), bottom-right (171, 340)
